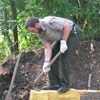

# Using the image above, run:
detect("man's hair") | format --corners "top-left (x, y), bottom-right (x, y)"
top-left (25, 17), bottom-right (39, 29)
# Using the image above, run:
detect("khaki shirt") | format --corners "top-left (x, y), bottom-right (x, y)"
top-left (38, 16), bottom-right (74, 44)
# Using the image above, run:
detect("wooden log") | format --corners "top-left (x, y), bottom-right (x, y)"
top-left (30, 89), bottom-right (100, 100)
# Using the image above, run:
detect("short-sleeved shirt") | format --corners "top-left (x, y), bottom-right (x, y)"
top-left (37, 16), bottom-right (74, 44)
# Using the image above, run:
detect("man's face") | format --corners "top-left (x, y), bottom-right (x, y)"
top-left (27, 26), bottom-right (39, 34)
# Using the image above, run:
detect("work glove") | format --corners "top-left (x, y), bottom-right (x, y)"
top-left (43, 61), bottom-right (50, 73)
top-left (60, 40), bottom-right (68, 53)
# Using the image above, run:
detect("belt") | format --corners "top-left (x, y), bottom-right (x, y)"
top-left (71, 23), bottom-right (77, 35)
top-left (71, 23), bottom-right (82, 35)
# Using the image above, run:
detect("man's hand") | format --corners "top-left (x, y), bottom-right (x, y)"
top-left (43, 61), bottom-right (50, 73)
top-left (60, 40), bottom-right (68, 53)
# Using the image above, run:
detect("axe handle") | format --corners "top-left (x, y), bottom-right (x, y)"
top-left (33, 51), bottom-right (61, 86)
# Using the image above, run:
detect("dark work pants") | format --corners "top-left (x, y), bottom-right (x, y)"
top-left (48, 28), bottom-right (82, 87)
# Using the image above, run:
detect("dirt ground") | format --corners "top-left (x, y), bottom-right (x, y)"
top-left (0, 40), bottom-right (100, 100)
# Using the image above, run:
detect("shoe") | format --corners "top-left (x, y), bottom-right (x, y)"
top-left (42, 85), bottom-right (60, 90)
top-left (58, 86), bottom-right (70, 93)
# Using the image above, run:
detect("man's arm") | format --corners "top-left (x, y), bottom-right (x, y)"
top-left (44, 42), bottom-right (52, 62)
top-left (60, 22), bottom-right (72, 53)
top-left (62, 22), bottom-right (72, 41)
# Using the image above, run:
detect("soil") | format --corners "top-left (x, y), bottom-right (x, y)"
top-left (0, 40), bottom-right (100, 100)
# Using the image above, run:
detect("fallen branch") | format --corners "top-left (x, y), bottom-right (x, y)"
top-left (88, 73), bottom-right (92, 90)
top-left (5, 53), bottom-right (21, 100)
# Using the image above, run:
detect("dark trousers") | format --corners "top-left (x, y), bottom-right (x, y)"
top-left (48, 25), bottom-right (82, 87)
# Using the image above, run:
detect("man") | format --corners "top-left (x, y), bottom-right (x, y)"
top-left (25, 16), bottom-right (82, 93)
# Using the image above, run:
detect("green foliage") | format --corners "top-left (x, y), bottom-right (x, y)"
top-left (0, 37), bottom-right (11, 63)
top-left (0, 0), bottom-right (100, 62)
top-left (18, 29), bottom-right (42, 51)
top-left (15, 0), bottom-right (26, 11)
top-left (80, 0), bottom-right (100, 39)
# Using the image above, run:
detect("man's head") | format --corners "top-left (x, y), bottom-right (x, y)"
top-left (25, 17), bottom-right (41, 33)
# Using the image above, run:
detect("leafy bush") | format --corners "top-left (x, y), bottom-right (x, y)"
top-left (0, 0), bottom-right (99, 61)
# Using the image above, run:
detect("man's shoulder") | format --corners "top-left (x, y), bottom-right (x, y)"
top-left (42, 16), bottom-right (64, 24)
top-left (42, 16), bottom-right (54, 22)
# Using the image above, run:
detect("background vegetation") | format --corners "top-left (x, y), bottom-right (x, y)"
top-left (0, 0), bottom-right (100, 62)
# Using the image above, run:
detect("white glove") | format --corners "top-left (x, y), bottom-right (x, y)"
top-left (60, 40), bottom-right (68, 53)
top-left (43, 61), bottom-right (50, 73)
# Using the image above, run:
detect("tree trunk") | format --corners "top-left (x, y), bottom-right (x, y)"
top-left (3, 9), bottom-right (14, 53)
top-left (9, 0), bottom-right (19, 55)
top-left (43, 0), bottom-right (50, 9)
